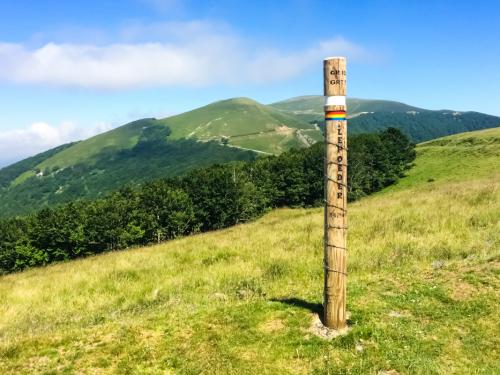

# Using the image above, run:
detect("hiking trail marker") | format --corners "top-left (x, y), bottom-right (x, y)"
top-left (323, 57), bottom-right (348, 330)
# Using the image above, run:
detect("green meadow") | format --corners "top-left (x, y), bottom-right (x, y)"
top-left (0, 128), bottom-right (499, 374)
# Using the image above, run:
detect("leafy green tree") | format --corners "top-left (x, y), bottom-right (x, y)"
top-left (13, 244), bottom-right (49, 271)
top-left (84, 188), bottom-right (144, 251)
top-left (139, 180), bottom-right (198, 243)
top-left (30, 208), bottom-right (73, 262)
top-left (268, 152), bottom-right (308, 207)
top-left (0, 217), bottom-right (32, 273)
top-left (182, 164), bottom-right (243, 231)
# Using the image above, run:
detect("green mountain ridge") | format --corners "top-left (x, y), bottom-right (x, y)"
top-left (1, 96), bottom-right (499, 218)
top-left (13, 118), bottom-right (156, 186)
top-left (157, 97), bottom-right (319, 154)
top-left (0, 135), bottom-right (256, 218)
top-left (271, 95), bottom-right (500, 142)
top-left (1, 97), bottom-right (324, 218)
top-left (0, 142), bottom-right (77, 189)
top-left (11, 98), bottom-right (318, 186)
top-left (270, 96), bottom-right (424, 118)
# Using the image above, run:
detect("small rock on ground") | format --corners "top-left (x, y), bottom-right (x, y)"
top-left (388, 311), bottom-right (405, 318)
top-left (212, 292), bottom-right (228, 300)
top-left (432, 260), bottom-right (445, 269)
top-left (309, 314), bottom-right (349, 340)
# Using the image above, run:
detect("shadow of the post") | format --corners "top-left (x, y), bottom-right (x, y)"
top-left (270, 297), bottom-right (324, 322)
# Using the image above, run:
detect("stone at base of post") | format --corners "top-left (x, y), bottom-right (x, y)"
top-left (310, 311), bottom-right (350, 340)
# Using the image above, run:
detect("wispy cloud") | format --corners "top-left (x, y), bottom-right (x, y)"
top-left (0, 22), bottom-right (369, 90)
top-left (0, 121), bottom-right (112, 166)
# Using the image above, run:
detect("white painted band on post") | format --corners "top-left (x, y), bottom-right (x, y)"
top-left (324, 96), bottom-right (346, 106)
top-left (324, 56), bottom-right (346, 61)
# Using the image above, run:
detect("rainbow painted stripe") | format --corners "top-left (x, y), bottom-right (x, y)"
top-left (325, 110), bottom-right (346, 121)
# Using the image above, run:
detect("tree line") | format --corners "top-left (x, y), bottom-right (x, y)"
top-left (0, 128), bottom-right (415, 274)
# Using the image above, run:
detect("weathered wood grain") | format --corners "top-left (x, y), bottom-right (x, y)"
top-left (323, 57), bottom-right (348, 330)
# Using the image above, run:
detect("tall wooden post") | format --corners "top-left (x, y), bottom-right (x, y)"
top-left (323, 57), bottom-right (348, 330)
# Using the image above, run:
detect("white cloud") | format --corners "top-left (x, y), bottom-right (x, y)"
top-left (0, 121), bottom-right (112, 166)
top-left (0, 22), bottom-right (368, 90)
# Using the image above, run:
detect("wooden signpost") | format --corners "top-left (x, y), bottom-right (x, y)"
top-left (323, 57), bottom-right (348, 330)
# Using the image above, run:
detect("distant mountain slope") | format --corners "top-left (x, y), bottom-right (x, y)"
top-left (271, 96), bottom-right (422, 118)
top-left (12, 119), bottom-right (154, 186)
top-left (159, 97), bottom-right (319, 154)
top-left (12, 98), bottom-right (315, 186)
top-left (0, 142), bottom-right (76, 189)
top-left (271, 96), bottom-right (500, 142)
top-left (348, 110), bottom-right (500, 143)
top-left (0, 98), bottom-right (322, 218)
top-left (1, 96), bottom-right (499, 218)
top-left (165, 98), bottom-right (313, 138)
top-left (0, 132), bottom-right (256, 218)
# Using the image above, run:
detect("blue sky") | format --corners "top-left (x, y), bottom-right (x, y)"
top-left (0, 0), bottom-right (499, 165)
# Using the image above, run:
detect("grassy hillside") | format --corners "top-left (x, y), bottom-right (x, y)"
top-left (0, 142), bottom-right (76, 189)
top-left (2, 96), bottom-right (498, 219)
top-left (159, 97), bottom-right (316, 154)
top-left (385, 127), bottom-right (500, 191)
top-left (12, 118), bottom-right (153, 186)
top-left (0, 98), bottom-right (317, 216)
top-left (1, 128), bottom-right (498, 374)
top-left (4, 96), bottom-right (498, 188)
top-left (271, 96), bottom-right (500, 142)
top-left (13, 97), bottom-right (315, 181)
top-left (0, 136), bottom-right (256, 218)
